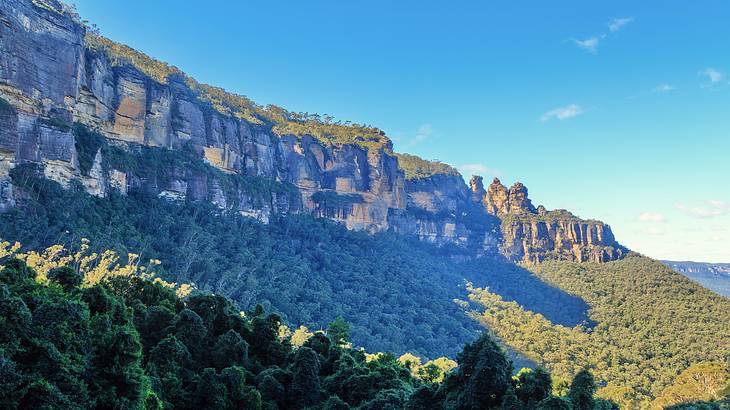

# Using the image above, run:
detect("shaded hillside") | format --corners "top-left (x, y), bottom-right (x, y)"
top-left (0, 252), bottom-right (625, 410)
top-left (0, 163), bottom-right (590, 359)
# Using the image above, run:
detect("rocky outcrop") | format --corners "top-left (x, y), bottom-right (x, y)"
top-left (482, 178), bottom-right (536, 215)
top-left (0, 0), bottom-right (626, 262)
top-left (474, 177), bottom-right (626, 263)
top-left (0, 0), bottom-right (494, 247)
top-left (389, 174), bottom-right (501, 251)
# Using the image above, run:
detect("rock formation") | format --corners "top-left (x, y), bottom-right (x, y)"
top-left (0, 0), bottom-right (625, 262)
top-left (473, 177), bottom-right (626, 263)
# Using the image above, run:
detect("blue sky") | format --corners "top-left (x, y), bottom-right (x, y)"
top-left (71, 0), bottom-right (730, 262)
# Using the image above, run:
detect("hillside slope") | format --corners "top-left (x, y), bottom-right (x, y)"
top-left (1, 1), bottom-right (728, 408)
top-left (0, 165), bottom-right (591, 359)
top-left (470, 257), bottom-right (730, 408)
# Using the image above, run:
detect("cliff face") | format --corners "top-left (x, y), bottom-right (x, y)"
top-left (0, 0), bottom-right (624, 262)
top-left (0, 0), bottom-right (499, 246)
top-left (475, 177), bottom-right (626, 263)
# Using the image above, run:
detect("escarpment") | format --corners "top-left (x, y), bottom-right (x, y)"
top-left (0, 0), bottom-right (626, 262)
top-left (471, 177), bottom-right (627, 262)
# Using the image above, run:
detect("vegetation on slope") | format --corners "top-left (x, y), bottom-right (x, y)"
top-left (3, 149), bottom-right (727, 408)
top-left (71, 123), bottom-right (301, 208)
top-left (469, 257), bottom-right (730, 409)
top-left (1, 159), bottom-right (590, 360)
top-left (498, 209), bottom-right (604, 227)
top-left (395, 153), bottom-right (461, 180)
top-left (0, 247), bottom-right (622, 409)
top-left (84, 34), bottom-right (391, 151)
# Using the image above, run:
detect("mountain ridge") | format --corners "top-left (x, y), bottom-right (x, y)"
top-left (0, 0), bottom-right (623, 263)
top-left (662, 260), bottom-right (730, 298)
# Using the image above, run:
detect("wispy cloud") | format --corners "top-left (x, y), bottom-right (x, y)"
top-left (540, 104), bottom-right (585, 122)
top-left (405, 123), bottom-right (434, 147)
top-left (458, 163), bottom-right (501, 178)
top-left (608, 17), bottom-right (634, 32)
top-left (653, 84), bottom-right (675, 93)
top-left (572, 37), bottom-right (599, 54)
top-left (676, 200), bottom-right (730, 218)
top-left (570, 16), bottom-right (633, 54)
top-left (698, 68), bottom-right (724, 86)
top-left (638, 212), bottom-right (667, 223)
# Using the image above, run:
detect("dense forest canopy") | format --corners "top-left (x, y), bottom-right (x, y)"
top-left (0, 245), bottom-right (634, 409)
top-left (0, 2), bottom-right (727, 408)
top-left (0, 159), bottom-right (592, 360)
top-left (470, 258), bottom-right (730, 409)
top-left (2, 159), bottom-right (729, 408)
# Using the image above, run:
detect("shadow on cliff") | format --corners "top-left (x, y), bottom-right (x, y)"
top-left (462, 257), bottom-right (594, 328)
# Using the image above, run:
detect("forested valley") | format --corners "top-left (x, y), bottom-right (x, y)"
top-left (1, 162), bottom-right (728, 409)
top-left (1, 244), bottom-right (622, 409)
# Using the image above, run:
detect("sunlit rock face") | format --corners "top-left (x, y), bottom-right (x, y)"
top-left (0, 0), bottom-right (626, 261)
top-left (473, 177), bottom-right (626, 262)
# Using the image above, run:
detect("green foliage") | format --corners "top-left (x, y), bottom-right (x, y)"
top-left (291, 347), bottom-right (322, 408)
top-left (0, 171), bottom-right (497, 358)
top-left (1, 167), bottom-right (596, 360)
top-left (515, 367), bottom-right (553, 408)
top-left (311, 191), bottom-right (363, 208)
top-left (469, 257), bottom-right (730, 408)
top-left (444, 333), bottom-right (514, 409)
top-left (212, 330), bottom-right (249, 370)
top-left (85, 34), bottom-right (183, 85)
top-left (1, 246), bottom-right (619, 409)
top-left (568, 370), bottom-right (596, 410)
top-left (48, 266), bottom-right (82, 291)
top-left (328, 316), bottom-right (351, 346)
top-left (664, 401), bottom-right (725, 410)
top-left (40, 116), bottom-right (72, 132)
top-left (536, 396), bottom-right (574, 410)
top-left (654, 362), bottom-right (730, 409)
top-left (72, 123), bottom-right (106, 176)
top-left (3, 139), bottom-right (726, 409)
top-left (0, 97), bottom-right (15, 115)
top-left (396, 152), bottom-right (461, 180)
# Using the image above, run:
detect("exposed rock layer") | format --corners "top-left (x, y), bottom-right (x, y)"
top-left (0, 0), bottom-right (625, 262)
top-left (475, 177), bottom-right (626, 262)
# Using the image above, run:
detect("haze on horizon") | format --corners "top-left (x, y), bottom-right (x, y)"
top-left (71, 0), bottom-right (730, 262)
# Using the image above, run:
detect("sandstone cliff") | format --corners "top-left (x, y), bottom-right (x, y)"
top-left (472, 177), bottom-right (626, 262)
top-left (0, 0), bottom-right (625, 262)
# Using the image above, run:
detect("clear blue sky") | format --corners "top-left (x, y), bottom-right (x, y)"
top-left (72, 0), bottom-right (730, 262)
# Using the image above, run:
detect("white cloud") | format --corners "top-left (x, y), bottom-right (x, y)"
top-left (540, 104), bottom-right (585, 122)
top-left (653, 84), bottom-right (675, 93)
top-left (638, 212), bottom-right (666, 223)
top-left (573, 37), bottom-right (599, 53)
top-left (699, 68), bottom-right (724, 84)
top-left (676, 200), bottom-right (730, 218)
top-left (458, 163), bottom-right (501, 178)
top-left (570, 17), bottom-right (633, 55)
top-left (608, 17), bottom-right (634, 32)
